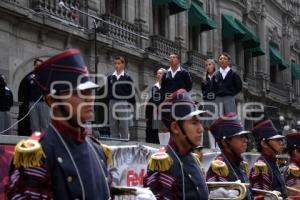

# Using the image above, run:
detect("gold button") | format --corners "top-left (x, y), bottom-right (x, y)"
top-left (67, 176), bottom-right (73, 182)
top-left (196, 187), bottom-right (199, 191)
top-left (188, 174), bottom-right (192, 178)
top-left (74, 198), bottom-right (80, 200)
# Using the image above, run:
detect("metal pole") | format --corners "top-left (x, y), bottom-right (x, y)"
top-left (93, 19), bottom-right (98, 84)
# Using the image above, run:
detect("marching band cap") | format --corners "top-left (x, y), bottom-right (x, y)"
top-left (251, 119), bottom-right (285, 141)
top-left (286, 131), bottom-right (300, 149)
top-left (159, 89), bottom-right (206, 128)
top-left (209, 112), bottom-right (250, 141)
top-left (33, 49), bottom-right (99, 95)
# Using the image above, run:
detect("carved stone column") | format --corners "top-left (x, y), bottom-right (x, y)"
top-left (135, 0), bottom-right (150, 49)
top-left (256, 1), bottom-right (267, 92)
top-left (282, 17), bottom-right (293, 103)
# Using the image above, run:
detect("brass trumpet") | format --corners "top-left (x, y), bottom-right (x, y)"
top-left (287, 186), bottom-right (300, 195)
top-left (252, 188), bottom-right (282, 200)
top-left (206, 181), bottom-right (248, 200)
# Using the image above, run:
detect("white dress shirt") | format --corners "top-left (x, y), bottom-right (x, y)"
top-left (219, 66), bottom-right (230, 79)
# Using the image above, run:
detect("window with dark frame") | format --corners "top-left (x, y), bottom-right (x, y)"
top-left (152, 5), bottom-right (167, 37)
top-left (270, 64), bottom-right (277, 83)
top-left (292, 59), bottom-right (296, 86)
top-left (189, 26), bottom-right (200, 51)
top-left (107, 0), bottom-right (122, 18)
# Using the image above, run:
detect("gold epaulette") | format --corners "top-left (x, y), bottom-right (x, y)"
top-left (253, 160), bottom-right (268, 174)
top-left (100, 144), bottom-right (112, 166)
top-left (211, 159), bottom-right (229, 177)
top-left (288, 163), bottom-right (300, 177)
top-left (148, 148), bottom-right (173, 172)
top-left (241, 161), bottom-right (250, 177)
top-left (192, 153), bottom-right (202, 167)
top-left (13, 139), bottom-right (45, 168)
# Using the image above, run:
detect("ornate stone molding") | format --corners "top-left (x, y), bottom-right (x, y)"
top-left (253, 0), bottom-right (266, 19)
top-left (291, 40), bottom-right (300, 53)
top-left (268, 26), bottom-right (281, 45)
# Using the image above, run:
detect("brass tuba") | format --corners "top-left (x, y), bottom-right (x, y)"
top-left (206, 181), bottom-right (248, 200)
top-left (287, 186), bottom-right (300, 196)
top-left (252, 188), bottom-right (282, 200)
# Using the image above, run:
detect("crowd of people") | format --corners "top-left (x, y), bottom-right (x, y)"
top-left (1, 49), bottom-right (299, 199)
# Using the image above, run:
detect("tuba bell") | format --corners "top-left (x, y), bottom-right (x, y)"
top-left (206, 181), bottom-right (248, 200)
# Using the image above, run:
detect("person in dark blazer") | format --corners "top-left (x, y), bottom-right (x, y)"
top-left (0, 74), bottom-right (13, 135)
top-left (145, 68), bottom-right (166, 144)
top-left (160, 53), bottom-right (193, 102)
top-left (107, 56), bottom-right (135, 139)
top-left (18, 59), bottom-right (50, 136)
top-left (201, 59), bottom-right (217, 131)
top-left (144, 89), bottom-right (209, 200)
top-left (159, 53), bottom-right (193, 144)
top-left (213, 52), bottom-right (242, 116)
top-left (202, 59), bottom-right (216, 102)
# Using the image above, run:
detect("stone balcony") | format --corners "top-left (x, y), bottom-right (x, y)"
top-left (186, 50), bottom-right (208, 75)
top-left (148, 35), bottom-right (181, 59)
top-left (100, 14), bottom-right (139, 47)
top-left (31, 0), bottom-right (81, 25)
top-left (268, 82), bottom-right (288, 103)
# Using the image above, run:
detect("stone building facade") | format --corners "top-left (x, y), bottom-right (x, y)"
top-left (1, 0), bottom-right (300, 143)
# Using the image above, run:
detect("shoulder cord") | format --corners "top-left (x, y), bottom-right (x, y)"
top-left (86, 139), bottom-right (111, 199)
top-left (168, 145), bottom-right (185, 200)
top-left (221, 153), bottom-right (241, 181)
top-left (262, 156), bottom-right (287, 197)
top-left (191, 154), bottom-right (209, 194)
top-left (50, 124), bottom-right (86, 200)
top-left (222, 154), bottom-right (252, 200)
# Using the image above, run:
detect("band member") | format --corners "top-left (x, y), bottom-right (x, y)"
top-left (283, 132), bottom-right (300, 197)
top-left (206, 112), bottom-right (252, 200)
top-left (143, 89), bottom-right (209, 200)
top-left (249, 119), bottom-right (288, 199)
top-left (5, 49), bottom-right (112, 199)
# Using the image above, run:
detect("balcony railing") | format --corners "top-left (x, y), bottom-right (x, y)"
top-left (269, 82), bottom-right (288, 102)
top-left (101, 14), bottom-right (139, 46)
top-left (186, 50), bottom-right (208, 74)
top-left (3, 0), bottom-right (19, 3)
top-left (149, 35), bottom-right (181, 58)
top-left (31, 0), bottom-right (81, 25)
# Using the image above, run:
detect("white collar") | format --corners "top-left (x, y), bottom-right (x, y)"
top-left (154, 82), bottom-right (161, 89)
top-left (220, 66), bottom-right (230, 73)
top-left (168, 66), bottom-right (181, 78)
top-left (113, 70), bottom-right (125, 80)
